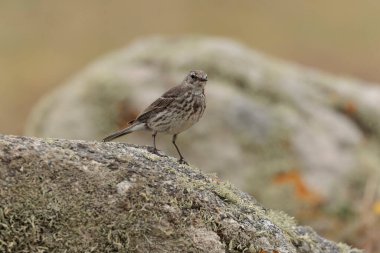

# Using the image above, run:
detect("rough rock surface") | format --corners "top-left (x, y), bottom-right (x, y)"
top-left (24, 37), bottom-right (380, 235)
top-left (0, 135), bottom-right (359, 253)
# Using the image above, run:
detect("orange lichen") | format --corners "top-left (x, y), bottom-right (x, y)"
top-left (373, 201), bottom-right (380, 215)
top-left (117, 99), bottom-right (140, 128)
top-left (344, 100), bottom-right (357, 116)
top-left (273, 169), bottom-right (323, 206)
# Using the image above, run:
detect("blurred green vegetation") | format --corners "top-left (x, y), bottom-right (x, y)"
top-left (2, 0), bottom-right (380, 134)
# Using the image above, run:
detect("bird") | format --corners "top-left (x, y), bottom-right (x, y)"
top-left (102, 70), bottom-right (208, 165)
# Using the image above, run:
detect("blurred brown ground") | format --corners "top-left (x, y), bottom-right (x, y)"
top-left (1, 1), bottom-right (380, 134)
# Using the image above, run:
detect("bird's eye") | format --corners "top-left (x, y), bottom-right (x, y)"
top-left (190, 73), bottom-right (196, 79)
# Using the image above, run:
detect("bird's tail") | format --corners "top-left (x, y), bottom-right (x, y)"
top-left (102, 122), bottom-right (145, 142)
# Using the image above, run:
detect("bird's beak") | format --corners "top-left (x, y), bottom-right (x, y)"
top-left (201, 77), bottom-right (208, 81)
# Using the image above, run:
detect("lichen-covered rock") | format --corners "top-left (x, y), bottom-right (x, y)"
top-left (0, 135), bottom-right (360, 253)
top-left (24, 37), bottom-right (380, 242)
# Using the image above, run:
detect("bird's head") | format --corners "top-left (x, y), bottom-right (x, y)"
top-left (185, 70), bottom-right (208, 89)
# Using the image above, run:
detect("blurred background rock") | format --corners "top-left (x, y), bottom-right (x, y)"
top-left (1, 1), bottom-right (380, 251)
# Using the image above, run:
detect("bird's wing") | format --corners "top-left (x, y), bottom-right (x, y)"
top-left (134, 85), bottom-right (186, 123)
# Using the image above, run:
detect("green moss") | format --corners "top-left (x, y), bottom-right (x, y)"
top-left (265, 209), bottom-right (297, 237)
top-left (141, 150), bottom-right (161, 161)
top-left (337, 242), bottom-right (361, 253)
top-left (0, 135), bottom-right (361, 252)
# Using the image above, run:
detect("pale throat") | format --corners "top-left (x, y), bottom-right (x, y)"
top-left (192, 84), bottom-right (205, 96)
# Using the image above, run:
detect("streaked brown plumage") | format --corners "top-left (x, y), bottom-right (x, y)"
top-left (103, 70), bottom-right (208, 164)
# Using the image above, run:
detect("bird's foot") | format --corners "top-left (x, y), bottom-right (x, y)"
top-left (178, 158), bottom-right (189, 165)
top-left (147, 147), bottom-right (167, 157)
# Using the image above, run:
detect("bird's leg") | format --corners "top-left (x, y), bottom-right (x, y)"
top-left (148, 131), bottom-right (166, 157)
top-left (172, 134), bottom-right (188, 165)
top-left (149, 131), bottom-right (159, 155)
top-left (153, 131), bottom-right (158, 152)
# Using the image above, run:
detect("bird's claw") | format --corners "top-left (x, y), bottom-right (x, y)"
top-left (178, 158), bottom-right (188, 165)
top-left (147, 147), bottom-right (166, 157)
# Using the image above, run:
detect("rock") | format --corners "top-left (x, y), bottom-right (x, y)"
top-left (24, 36), bottom-right (380, 239)
top-left (0, 135), bottom-right (361, 253)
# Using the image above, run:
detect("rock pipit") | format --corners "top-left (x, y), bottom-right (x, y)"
top-left (103, 70), bottom-right (208, 165)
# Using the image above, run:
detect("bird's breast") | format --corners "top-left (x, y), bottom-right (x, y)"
top-left (147, 92), bottom-right (206, 134)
